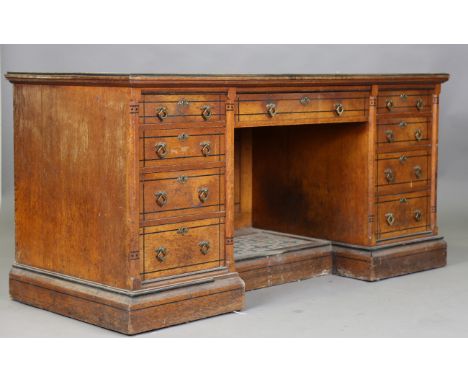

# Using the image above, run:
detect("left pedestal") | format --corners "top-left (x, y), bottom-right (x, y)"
top-left (10, 265), bottom-right (245, 335)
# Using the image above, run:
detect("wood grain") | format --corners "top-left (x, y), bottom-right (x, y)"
top-left (14, 84), bottom-right (137, 289)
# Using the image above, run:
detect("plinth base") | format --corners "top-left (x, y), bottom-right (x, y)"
top-left (9, 264), bottom-right (245, 335)
top-left (333, 237), bottom-right (447, 281)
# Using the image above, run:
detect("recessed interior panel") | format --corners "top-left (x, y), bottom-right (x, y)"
top-left (234, 122), bottom-right (370, 262)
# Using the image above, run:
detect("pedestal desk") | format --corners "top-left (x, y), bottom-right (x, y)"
top-left (6, 73), bottom-right (449, 334)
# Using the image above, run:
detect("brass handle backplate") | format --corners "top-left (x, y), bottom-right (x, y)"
top-left (155, 247), bottom-right (167, 262)
top-left (155, 191), bottom-right (168, 207)
top-left (385, 130), bottom-right (395, 143)
top-left (399, 155), bottom-right (408, 163)
top-left (414, 165), bottom-right (422, 179)
top-left (414, 209), bottom-right (423, 222)
top-left (335, 103), bottom-right (344, 116)
top-left (414, 128), bottom-right (423, 141)
top-left (198, 187), bottom-right (209, 203)
top-left (178, 132), bottom-right (189, 141)
top-left (177, 175), bottom-right (189, 184)
top-left (385, 212), bottom-right (395, 226)
top-left (201, 105), bottom-right (212, 120)
top-left (400, 93), bottom-right (408, 100)
top-left (266, 103), bottom-right (277, 117)
top-left (177, 227), bottom-right (189, 235)
top-left (199, 241), bottom-right (210, 255)
top-left (416, 98), bottom-right (424, 111)
top-left (155, 142), bottom-right (168, 159)
top-left (300, 96), bottom-right (310, 105)
top-left (384, 168), bottom-right (395, 183)
top-left (156, 106), bottom-right (168, 121)
top-left (177, 98), bottom-right (190, 107)
top-left (200, 142), bottom-right (211, 157)
top-left (399, 121), bottom-right (408, 128)
top-left (386, 99), bottom-right (394, 111)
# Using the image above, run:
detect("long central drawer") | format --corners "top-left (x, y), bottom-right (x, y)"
top-left (236, 90), bottom-right (369, 125)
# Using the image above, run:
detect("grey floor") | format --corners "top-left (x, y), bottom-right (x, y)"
top-left (0, 177), bottom-right (467, 337)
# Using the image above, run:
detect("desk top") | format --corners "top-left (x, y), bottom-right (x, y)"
top-left (5, 72), bottom-right (450, 87)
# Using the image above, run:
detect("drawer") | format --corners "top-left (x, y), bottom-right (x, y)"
top-left (141, 168), bottom-right (225, 222)
top-left (377, 193), bottom-right (430, 240)
top-left (139, 93), bottom-right (225, 125)
top-left (377, 89), bottom-right (432, 115)
top-left (140, 129), bottom-right (224, 169)
top-left (142, 218), bottom-right (224, 278)
top-left (377, 117), bottom-right (431, 145)
top-left (377, 150), bottom-right (430, 195)
top-left (237, 91), bottom-right (369, 125)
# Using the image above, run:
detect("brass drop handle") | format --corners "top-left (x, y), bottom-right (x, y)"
top-left (155, 191), bottom-right (168, 207)
top-left (266, 103), bottom-right (277, 117)
top-left (414, 165), bottom-right (422, 179)
top-left (385, 212), bottom-right (395, 226)
top-left (399, 121), bottom-right (407, 128)
top-left (156, 106), bottom-right (168, 121)
top-left (400, 93), bottom-right (408, 100)
top-left (385, 130), bottom-right (395, 143)
top-left (386, 99), bottom-right (394, 111)
top-left (335, 103), bottom-right (344, 116)
top-left (155, 247), bottom-right (167, 262)
top-left (155, 142), bottom-right (168, 158)
top-left (200, 142), bottom-right (211, 157)
top-left (416, 98), bottom-right (424, 111)
top-left (199, 241), bottom-right (210, 255)
top-left (399, 155), bottom-right (408, 163)
top-left (414, 209), bottom-right (423, 222)
top-left (198, 187), bottom-right (209, 203)
top-left (384, 168), bottom-right (395, 183)
top-left (414, 128), bottom-right (423, 141)
top-left (201, 105), bottom-right (212, 120)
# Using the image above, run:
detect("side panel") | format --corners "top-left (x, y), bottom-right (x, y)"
top-left (14, 84), bottom-right (135, 288)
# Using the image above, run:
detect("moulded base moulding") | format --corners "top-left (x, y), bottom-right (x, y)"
top-left (236, 246), bottom-right (332, 291)
top-left (234, 228), bottom-right (332, 291)
top-left (332, 236), bottom-right (447, 281)
top-left (9, 236), bottom-right (448, 334)
top-left (9, 264), bottom-right (245, 335)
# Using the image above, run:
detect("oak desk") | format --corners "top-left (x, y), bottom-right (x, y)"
top-left (6, 73), bottom-right (449, 334)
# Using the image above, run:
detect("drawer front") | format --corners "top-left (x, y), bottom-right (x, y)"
top-left (377, 117), bottom-right (430, 145)
top-left (141, 130), bottom-right (224, 168)
top-left (140, 93), bottom-right (224, 125)
top-left (377, 89), bottom-right (432, 115)
top-left (237, 91), bottom-right (369, 124)
top-left (143, 218), bottom-right (223, 277)
top-left (377, 194), bottom-right (429, 239)
top-left (377, 151), bottom-right (429, 194)
top-left (141, 168), bottom-right (224, 221)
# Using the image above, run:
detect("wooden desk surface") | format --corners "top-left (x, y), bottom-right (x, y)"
top-left (6, 72), bottom-right (449, 86)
